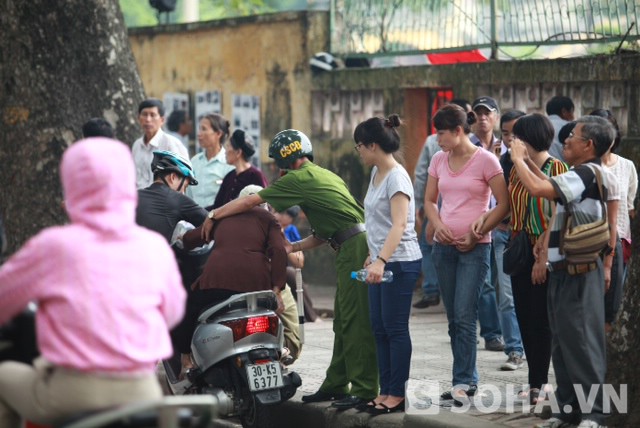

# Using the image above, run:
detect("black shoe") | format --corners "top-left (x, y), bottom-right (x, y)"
top-left (367, 399), bottom-right (405, 415)
top-left (413, 295), bottom-right (440, 309)
top-left (302, 390), bottom-right (349, 403)
top-left (440, 385), bottom-right (477, 400)
top-left (331, 395), bottom-right (370, 410)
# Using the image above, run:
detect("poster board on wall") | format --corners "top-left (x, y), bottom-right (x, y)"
top-left (232, 94), bottom-right (261, 168)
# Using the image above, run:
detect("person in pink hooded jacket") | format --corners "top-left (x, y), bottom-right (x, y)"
top-left (0, 138), bottom-right (186, 427)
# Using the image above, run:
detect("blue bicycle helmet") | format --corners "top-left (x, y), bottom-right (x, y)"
top-left (151, 150), bottom-right (198, 185)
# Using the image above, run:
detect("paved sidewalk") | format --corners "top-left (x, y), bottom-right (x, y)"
top-left (279, 283), bottom-right (556, 428)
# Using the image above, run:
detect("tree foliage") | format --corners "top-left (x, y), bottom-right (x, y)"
top-left (118, 0), bottom-right (308, 27)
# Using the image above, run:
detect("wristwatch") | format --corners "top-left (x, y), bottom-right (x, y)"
top-left (602, 244), bottom-right (614, 256)
top-left (207, 210), bottom-right (216, 220)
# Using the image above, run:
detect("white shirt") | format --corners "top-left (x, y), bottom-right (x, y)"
top-left (547, 114), bottom-right (568, 161)
top-left (132, 129), bottom-right (189, 189)
top-left (604, 155), bottom-right (638, 241)
top-left (364, 165), bottom-right (421, 262)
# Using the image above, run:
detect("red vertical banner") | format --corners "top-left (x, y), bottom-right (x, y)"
top-left (429, 89), bottom-right (453, 134)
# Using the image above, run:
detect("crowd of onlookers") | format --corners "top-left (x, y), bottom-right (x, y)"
top-left (411, 95), bottom-right (636, 428)
top-left (0, 94), bottom-right (635, 428)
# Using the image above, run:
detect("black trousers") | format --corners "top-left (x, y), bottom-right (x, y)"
top-left (604, 237), bottom-right (623, 324)
top-left (511, 257), bottom-right (552, 390)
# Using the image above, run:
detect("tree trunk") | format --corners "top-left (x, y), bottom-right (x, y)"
top-left (0, 0), bottom-right (145, 254)
top-left (607, 213), bottom-right (639, 427)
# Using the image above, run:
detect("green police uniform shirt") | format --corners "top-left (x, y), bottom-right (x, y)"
top-left (259, 161), bottom-right (364, 239)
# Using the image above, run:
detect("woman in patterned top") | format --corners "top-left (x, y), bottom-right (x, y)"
top-left (509, 113), bottom-right (568, 404)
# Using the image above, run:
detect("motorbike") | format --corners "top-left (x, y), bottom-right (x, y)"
top-left (0, 305), bottom-right (218, 428)
top-left (0, 303), bottom-right (38, 364)
top-left (162, 290), bottom-right (301, 428)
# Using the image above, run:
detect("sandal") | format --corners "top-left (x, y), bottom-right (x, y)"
top-left (367, 399), bottom-right (405, 415)
top-left (529, 388), bottom-right (541, 405)
top-left (356, 400), bottom-right (380, 411)
top-left (441, 384), bottom-right (477, 400)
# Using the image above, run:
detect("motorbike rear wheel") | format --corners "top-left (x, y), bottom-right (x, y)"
top-left (239, 394), bottom-right (274, 428)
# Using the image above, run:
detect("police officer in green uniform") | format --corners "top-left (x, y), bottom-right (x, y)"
top-left (201, 129), bottom-right (378, 408)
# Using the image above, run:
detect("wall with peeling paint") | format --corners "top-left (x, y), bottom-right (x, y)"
top-left (128, 12), bottom-right (640, 285)
top-left (129, 11), bottom-right (329, 171)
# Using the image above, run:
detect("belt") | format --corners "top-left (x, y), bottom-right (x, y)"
top-left (327, 224), bottom-right (366, 251)
top-left (547, 260), bottom-right (598, 275)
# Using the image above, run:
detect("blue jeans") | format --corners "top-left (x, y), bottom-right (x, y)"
top-left (478, 244), bottom-right (502, 342)
top-left (492, 228), bottom-right (524, 355)
top-left (418, 220), bottom-right (439, 298)
top-left (368, 259), bottom-right (421, 397)
top-left (433, 243), bottom-right (490, 387)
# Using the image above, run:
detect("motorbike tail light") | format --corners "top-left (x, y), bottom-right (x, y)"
top-left (246, 316), bottom-right (269, 334)
top-left (221, 315), bottom-right (279, 342)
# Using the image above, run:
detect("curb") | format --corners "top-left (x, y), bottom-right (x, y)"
top-left (270, 397), bottom-right (512, 428)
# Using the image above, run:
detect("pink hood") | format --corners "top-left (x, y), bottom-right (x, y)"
top-left (61, 138), bottom-right (138, 232)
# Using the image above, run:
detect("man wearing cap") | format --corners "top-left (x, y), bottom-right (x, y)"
top-left (470, 96), bottom-right (506, 353)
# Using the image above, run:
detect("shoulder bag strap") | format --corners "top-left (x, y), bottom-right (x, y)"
top-left (559, 164), bottom-right (607, 254)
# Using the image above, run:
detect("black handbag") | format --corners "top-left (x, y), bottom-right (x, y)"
top-left (503, 198), bottom-right (534, 276)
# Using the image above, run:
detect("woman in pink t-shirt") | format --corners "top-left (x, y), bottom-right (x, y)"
top-left (423, 104), bottom-right (509, 404)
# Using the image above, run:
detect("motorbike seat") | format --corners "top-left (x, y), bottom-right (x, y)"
top-left (201, 296), bottom-right (278, 321)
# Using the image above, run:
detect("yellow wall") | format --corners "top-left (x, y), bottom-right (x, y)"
top-left (128, 11), bottom-right (329, 162)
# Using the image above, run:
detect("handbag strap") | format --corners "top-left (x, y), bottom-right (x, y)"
top-left (559, 163), bottom-right (607, 254)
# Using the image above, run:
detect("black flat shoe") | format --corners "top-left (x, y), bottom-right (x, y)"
top-left (440, 384), bottom-right (477, 400)
top-left (412, 295), bottom-right (440, 308)
top-left (302, 390), bottom-right (349, 403)
top-left (355, 400), bottom-right (381, 411)
top-left (367, 400), bottom-right (405, 415)
top-left (331, 395), bottom-right (369, 410)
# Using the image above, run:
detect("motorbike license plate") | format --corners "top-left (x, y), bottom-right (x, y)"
top-left (246, 362), bottom-right (283, 391)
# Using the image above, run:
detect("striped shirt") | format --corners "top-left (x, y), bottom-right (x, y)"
top-left (509, 157), bottom-right (568, 243)
top-left (547, 160), bottom-right (609, 263)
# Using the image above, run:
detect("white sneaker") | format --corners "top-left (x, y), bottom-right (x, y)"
top-left (500, 351), bottom-right (524, 370)
top-left (534, 417), bottom-right (575, 428)
top-left (577, 419), bottom-right (606, 428)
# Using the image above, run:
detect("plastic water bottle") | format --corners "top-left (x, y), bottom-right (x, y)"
top-left (350, 269), bottom-right (393, 283)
